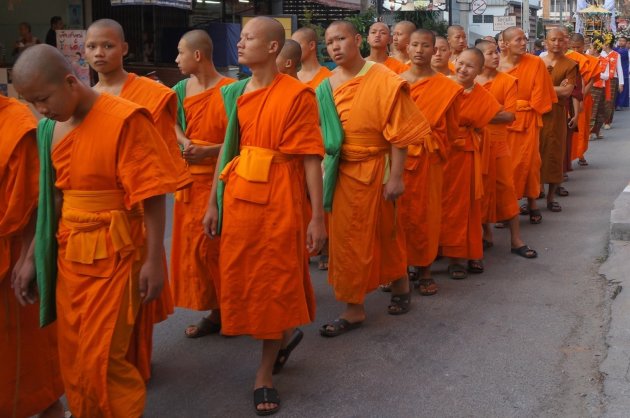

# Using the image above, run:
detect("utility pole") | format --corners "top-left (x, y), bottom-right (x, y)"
top-left (523, 0), bottom-right (530, 37)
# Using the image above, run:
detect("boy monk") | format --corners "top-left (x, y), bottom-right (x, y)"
top-left (442, 48), bottom-right (514, 279)
top-left (498, 27), bottom-right (556, 224)
top-left (203, 17), bottom-right (326, 415)
top-left (475, 40), bottom-right (537, 259)
top-left (1, 94), bottom-right (64, 418)
top-left (399, 28), bottom-right (463, 295)
top-left (276, 39), bottom-right (301, 78)
top-left (366, 21), bottom-right (409, 74)
top-left (447, 25), bottom-right (468, 71)
top-left (13, 44), bottom-right (178, 417)
top-left (291, 27), bottom-right (332, 88)
top-left (391, 20), bottom-right (416, 64)
top-left (84, 17), bottom-right (190, 382)
top-left (317, 20), bottom-right (429, 334)
top-left (172, 29), bottom-right (234, 338)
top-left (539, 28), bottom-right (576, 213)
top-left (432, 36), bottom-right (453, 75)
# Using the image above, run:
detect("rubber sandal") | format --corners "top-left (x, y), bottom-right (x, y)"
top-left (408, 266), bottom-right (420, 288)
top-left (578, 159), bottom-right (588, 166)
top-left (483, 239), bottom-right (494, 249)
top-left (388, 291), bottom-right (412, 315)
top-left (467, 259), bottom-right (484, 274)
top-left (184, 316), bottom-right (221, 339)
top-left (273, 328), bottom-right (304, 375)
top-left (511, 245), bottom-right (538, 259)
top-left (318, 255), bottom-right (329, 270)
top-left (418, 278), bottom-right (438, 296)
top-left (547, 201), bottom-right (562, 212)
top-left (448, 263), bottom-right (468, 280)
top-left (538, 191), bottom-right (546, 199)
top-left (519, 204), bottom-right (530, 216)
top-left (253, 387), bottom-right (280, 416)
top-left (555, 186), bottom-right (569, 197)
top-left (379, 282), bottom-right (392, 292)
top-left (320, 318), bottom-right (363, 337)
top-left (494, 222), bottom-right (507, 229)
top-left (529, 209), bottom-right (542, 224)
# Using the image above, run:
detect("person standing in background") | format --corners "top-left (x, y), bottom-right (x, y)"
top-left (614, 36), bottom-right (629, 110)
top-left (13, 22), bottom-right (40, 58)
top-left (46, 16), bottom-right (64, 48)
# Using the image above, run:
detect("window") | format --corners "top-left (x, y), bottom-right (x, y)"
top-left (473, 14), bottom-right (483, 23)
top-left (484, 14), bottom-right (494, 23)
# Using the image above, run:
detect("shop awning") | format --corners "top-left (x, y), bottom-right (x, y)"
top-left (309, 0), bottom-right (362, 11)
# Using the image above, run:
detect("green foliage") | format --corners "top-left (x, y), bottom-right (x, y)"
top-left (346, 7), bottom-right (377, 56)
top-left (299, 9), bottom-right (325, 39)
top-left (393, 10), bottom-right (448, 36)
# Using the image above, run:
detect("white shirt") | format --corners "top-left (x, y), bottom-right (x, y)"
top-left (601, 50), bottom-right (625, 85)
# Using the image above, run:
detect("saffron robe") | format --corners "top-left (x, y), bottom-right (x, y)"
top-left (0, 96), bottom-right (64, 418)
top-left (304, 66), bottom-right (333, 89)
top-left (170, 77), bottom-right (234, 313)
top-left (540, 56), bottom-right (577, 184)
top-left (503, 54), bottom-right (557, 199)
top-left (480, 73), bottom-right (520, 223)
top-left (382, 56), bottom-right (410, 74)
top-left (49, 94), bottom-right (178, 418)
top-left (571, 54), bottom-right (600, 160)
top-left (401, 73), bottom-right (462, 267)
top-left (218, 74), bottom-right (323, 339)
top-left (440, 84), bottom-right (501, 259)
top-left (327, 62), bottom-right (426, 304)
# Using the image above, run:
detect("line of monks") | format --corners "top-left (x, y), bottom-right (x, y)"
top-left (0, 15), bottom-right (605, 417)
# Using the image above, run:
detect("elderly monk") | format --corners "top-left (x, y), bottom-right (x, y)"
top-left (13, 44), bottom-right (178, 417)
top-left (432, 36), bottom-right (453, 75)
top-left (276, 39), bottom-right (301, 78)
top-left (498, 26), bottom-right (556, 224)
top-left (391, 20), bottom-right (416, 64)
top-left (441, 48), bottom-right (513, 279)
top-left (366, 21), bottom-right (409, 74)
top-left (84, 18), bottom-right (190, 383)
top-left (447, 25), bottom-right (468, 71)
top-left (400, 28), bottom-right (463, 295)
top-left (316, 20), bottom-right (429, 335)
top-left (292, 27), bottom-right (332, 88)
top-left (475, 40), bottom-right (537, 259)
top-left (171, 30), bottom-right (234, 339)
top-left (1, 94), bottom-right (65, 418)
top-left (539, 28), bottom-right (577, 213)
top-left (203, 17), bottom-right (326, 416)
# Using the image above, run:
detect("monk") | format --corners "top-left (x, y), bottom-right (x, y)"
top-left (366, 21), bottom-right (409, 74)
top-left (170, 30), bottom-right (234, 339)
top-left (1, 94), bottom-right (65, 418)
top-left (13, 44), bottom-right (178, 417)
top-left (391, 20), bottom-right (416, 64)
top-left (316, 20), bottom-right (429, 334)
top-left (447, 25), bottom-right (468, 71)
top-left (291, 27), bottom-right (332, 88)
top-left (84, 18), bottom-right (190, 383)
top-left (498, 26), bottom-right (556, 224)
top-left (539, 28), bottom-right (576, 213)
top-left (441, 48), bottom-right (512, 278)
top-left (432, 36), bottom-right (453, 75)
top-left (497, 31), bottom-right (508, 60)
top-left (202, 17), bottom-right (326, 415)
top-left (475, 40), bottom-right (537, 259)
top-left (399, 28), bottom-right (463, 295)
top-left (276, 39), bottom-right (301, 78)
top-left (589, 37), bottom-right (609, 140)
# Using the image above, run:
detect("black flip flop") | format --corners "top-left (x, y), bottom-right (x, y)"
top-left (388, 292), bottom-right (412, 315)
top-left (272, 328), bottom-right (304, 375)
top-left (556, 186), bottom-right (569, 197)
top-left (448, 263), bottom-right (468, 280)
top-left (547, 201), bottom-right (562, 212)
top-left (529, 209), bottom-right (542, 224)
top-left (511, 245), bottom-right (538, 259)
top-left (467, 259), bottom-right (484, 274)
top-left (320, 318), bottom-right (363, 337)
top-left (254, 387), bottom-right (280, 416)
top-left (184, 317), bottom-right (221, 339)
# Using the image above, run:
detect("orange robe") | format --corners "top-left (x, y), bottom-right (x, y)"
top-left (440, 84), bottom-right (501, 259)
top-left (382, 56), bottom-right (410, 74)
top-left (570, 54), bottom-right (600, 160)
top-left (170, 77), bottom-right (234, 314)
top-left (503, 54), bottom-right (556, 199)
top-left (448, 60), bottom-right (456, 73)
top-left (328, 62), bottom-right (428, 303)
top-left (401, 73), bottom-right (462, 267)
top-left (51, 94), bottom-right (178, 418)
top-left (119, 72), bottom-right (191, 382)
top-left (480, 72), bottom-right (520, 223)
top-left (0, 96), bottom-right (64, 418)
top-left (219, 74), bottom-right (323, 339)
top-left (304, 66), bottom-right (332, 89)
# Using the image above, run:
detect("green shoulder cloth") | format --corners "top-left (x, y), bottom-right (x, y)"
top-left (35, 118), bottom-right (58, 327)
top-left (173, 79), bottom-right (188, 133)
top-left (315, 78), bottom-right (344, 212)
top-left (215, 77), bottom-right (250, 235)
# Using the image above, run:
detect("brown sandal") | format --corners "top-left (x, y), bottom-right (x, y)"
top-left (418, 278), bottom-right (438, 296)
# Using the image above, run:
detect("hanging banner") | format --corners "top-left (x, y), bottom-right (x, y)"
top-left (56, 30), bottom-right (90, 86)
top-left (111, 0), bottom-right (193, 9)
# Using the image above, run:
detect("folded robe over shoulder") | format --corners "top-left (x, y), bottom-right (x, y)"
top-left (305, 66), bottom-right (332, 89)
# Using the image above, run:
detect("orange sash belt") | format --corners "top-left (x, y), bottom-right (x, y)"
top-left (453, 129), bottom-right (484, 200)
top-left (175, 139), bottom-right (219, 203)
top-left (220, 146), bottom-right (294, 184)
top-left (509, 100), bottom-right (543, 132)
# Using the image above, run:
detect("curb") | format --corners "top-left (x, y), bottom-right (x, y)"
top-left (610, 182), bottom-right (630, 241)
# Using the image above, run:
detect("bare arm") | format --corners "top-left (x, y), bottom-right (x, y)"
top-left (202, 145), bottom-right (225, 237)
top-left (175, 123), bottom-right (190, 148)
top-left (12, 211), bottom-right (37, 306)
top-left (554, 84), bottom-right (575, 99)
top-left (583, 79), bottom-right (594, 96)
top-left (139, 194), bottom-right (166, 303)
top-left (383, 145), bottom-right (407, 201)
top-left (568, 97), bottom-right (580, 129)
top-left (304, 155), bottom-right (326, 254)
top-left (490, 110), bottom-right (515, 124)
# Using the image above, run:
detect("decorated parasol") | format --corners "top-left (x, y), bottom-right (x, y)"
top-left (576, 3), bottom-right (612, 35)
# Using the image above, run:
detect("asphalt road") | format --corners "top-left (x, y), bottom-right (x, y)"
top-left (146, 113), bottom-right (630, 418)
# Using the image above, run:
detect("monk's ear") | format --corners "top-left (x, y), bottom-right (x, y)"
top-left (193, 49), bottom-right (202, 62)
top-left (286, 59), bottom-right (293, 69)
top-left (122, 41), bottom-right (129, 58)
top-left (309, 40), bottom-right (316, 51)
top-left (354, 34), bottom-right (362, 47)
top-left (269, 40), bottom-right (280, 56)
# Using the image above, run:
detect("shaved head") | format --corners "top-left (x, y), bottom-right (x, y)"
top-left (546, 27), bottom-right (566, 39)
top-left (447, 25), bottom-right (465, 35)
top-left (413, 28), bottom-right (436, 45)
top-left (13, 44), bottom-right (74, 88)
top-left (279, 39), bottom-right (302, 63)
top-left (248, 16), bottom-right (286, 51)
top-left (460, 47), bottom-right (484, 69)
top-left (369, 21), bottom-right (389, 32)
top-left (475, 40), bottom-right (495, 52)
top-left (502, 26), bottom-right (523, 42)
top-left (327, 20), bottom-right (359, 36)
top-left (293, 27), bottom-right (318, 44)
top-left (87, 18), bottom-right (125, 41)
top-left (181, 29), bottom-right (213, 58)
top-left (570, 33), bottom-right (585, 43)
top-left (394, 20), bottom-right (416, 33)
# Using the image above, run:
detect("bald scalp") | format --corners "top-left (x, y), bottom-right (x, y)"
top-left (369, 21), bottom-right (389, 32)
top-left (327, 20), bottom-right (359, 36)
top-left (294, 27), bottom-right (318, 44)
top-left (181, 29), bottom-right (214, 59)
top-left (412, 28), bottom-right (436, 46)
top-left (570, 33), bottom-right (585, 43)
top-left (461, 47), bottom-right (484, 69)
top-left (280, 39), bottom-right (302, 64)
top-left (13, 44), bottom-right (75, 89)
top-left (447, 25), bottom-right (464, 35)
top-left (87, 18), bottom-right (125, 41)
top-left (394, 20), bottom-right (416, 33)
top-left (546, 27), bottom-right (566, 39)
top-left (502, 26), bottom-right (523, 42)
top-left (436, 35), bottom-right (449, 46)
top-left (475, 40), bottom-right (495, 52)
top-left (252, 16), bottom-right (286, 50)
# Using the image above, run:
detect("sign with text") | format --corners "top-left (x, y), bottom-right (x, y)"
top-left (56, 30), bottom-right (90, 86)
top-left (472, 0), bottom-right (487, 15)
top-left (493, 15), bottom-right (517, 31)
top-left (111, 0), bottom-right (192, 9)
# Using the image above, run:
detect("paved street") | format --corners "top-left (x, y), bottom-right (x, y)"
top-left (146, 113), bottom-right (630, 418)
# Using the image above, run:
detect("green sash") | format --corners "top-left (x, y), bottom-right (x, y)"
top-left (215, 78), bottom-right (250, 235)
top-left (315, 78), bottom-right (344, 212)
top-left (173, 79), bottom-right (188, 133)
top-left (35, 118), bottom-right (58, 327)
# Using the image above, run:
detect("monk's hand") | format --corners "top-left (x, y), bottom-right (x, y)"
top-left (12, 257), bottom-right (38, 306)
top-left (139, 259), bottom-right (164, 304)
top-left (560, 78), bottom-right (569, 87)
top-left (203, 204), bottom-right (219, 238)
top-left (307, 216), bottom-right (327, 254)
top-left (568, 116), bottom-right (578, 129)
top-left (619, 84), bottom-right (625, 93)
top-left (383, 175), bottom-right (405, 201)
